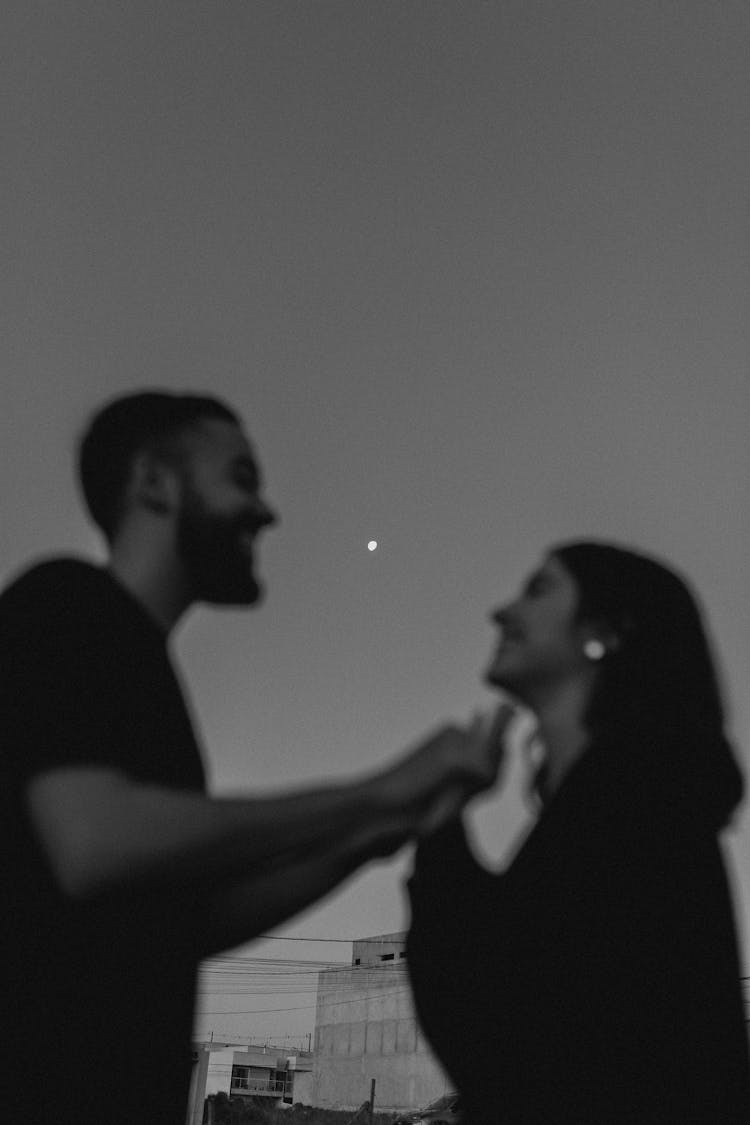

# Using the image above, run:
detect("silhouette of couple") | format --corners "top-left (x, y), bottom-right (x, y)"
top-left (2, 392), bottom-right (747, 1124)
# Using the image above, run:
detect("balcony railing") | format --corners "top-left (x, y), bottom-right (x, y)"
top-left (230, 1078), bottom-right (288, 1098)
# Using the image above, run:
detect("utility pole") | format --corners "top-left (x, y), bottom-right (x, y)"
top-left (368, 1078), bottom-right (376, 1125)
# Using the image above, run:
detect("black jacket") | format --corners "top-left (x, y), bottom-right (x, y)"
top-left (407, 739), bottom-right (750, 1124)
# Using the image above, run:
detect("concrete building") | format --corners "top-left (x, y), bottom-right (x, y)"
top-left (311, 932), bottom-right (453, 1114)
top-left (186, 1042), bottom-right (313, 1125)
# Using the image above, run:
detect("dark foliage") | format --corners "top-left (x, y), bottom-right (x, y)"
top-left (204, 1094), bottom-right (396, 1125)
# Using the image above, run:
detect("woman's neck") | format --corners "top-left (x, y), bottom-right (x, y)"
top-left (532, 680), bottom-right (592, 798)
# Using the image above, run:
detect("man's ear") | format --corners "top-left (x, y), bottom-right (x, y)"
top-left (128, 450), bottom-right (182, 517)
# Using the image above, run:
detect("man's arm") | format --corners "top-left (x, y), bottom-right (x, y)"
top-left (25, 708), bottom-right (513, 903)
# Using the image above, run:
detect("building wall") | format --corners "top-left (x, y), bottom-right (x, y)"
top-left (311, 932), bottom-right (453, 1113)
top-left (204, 1048), bottom-right (237, 1097)
top-left (290, 1068), bottom-right (313, 1105)
top-left (186, 1046), bottom-right (212, 1125)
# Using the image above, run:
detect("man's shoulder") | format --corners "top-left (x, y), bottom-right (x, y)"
top-left (0, 556), bottom-right (115, 641)
top-left (1, 555), bottom-right (107, 605)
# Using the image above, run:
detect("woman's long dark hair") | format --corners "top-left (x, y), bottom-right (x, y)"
top-left (552, 540), bottom-right (743, 828)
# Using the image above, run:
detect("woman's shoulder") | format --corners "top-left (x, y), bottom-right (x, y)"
top-left (520, 736), bottom-right (729, 886)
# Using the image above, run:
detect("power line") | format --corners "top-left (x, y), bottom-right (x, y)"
top-left (198, 965), bottom-right (400, 978)
top-left (198, 987), bottom-right (412, 1016)
top-left (199, 1001), bottom-right (319, 1014)
top-left (202, 960), bottom-right (336, 967)
top-left (255, 934), bottom-right (406, 944)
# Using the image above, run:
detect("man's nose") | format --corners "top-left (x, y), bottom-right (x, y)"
top-left (253, 498), bottom-right (279, 529)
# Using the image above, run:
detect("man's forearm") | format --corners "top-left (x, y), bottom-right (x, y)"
top-left (27, 768), bottom-right (393, 901)
top-left (26, 710), bottom-right (510, 903)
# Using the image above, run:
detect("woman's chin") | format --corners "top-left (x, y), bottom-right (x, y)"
top-left (483, 663), bottom-right (529, 706)
top-left (484, 667), bottom-right (512, 694)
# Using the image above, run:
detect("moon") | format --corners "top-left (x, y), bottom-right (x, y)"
top-left (367, 540), bottom-right (378, 551)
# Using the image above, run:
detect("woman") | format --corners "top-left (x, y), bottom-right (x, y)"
top-left (407, 541), bottom-right (749, 1123)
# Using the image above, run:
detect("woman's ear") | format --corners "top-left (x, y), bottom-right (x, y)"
top-left (581, 618), bottom-right (629, 661)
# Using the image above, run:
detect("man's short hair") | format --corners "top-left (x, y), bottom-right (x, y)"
top-left (78, 390), bottom-right (239, 541)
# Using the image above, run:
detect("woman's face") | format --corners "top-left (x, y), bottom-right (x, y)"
top-left (484, 553), bottom-right (590, 701)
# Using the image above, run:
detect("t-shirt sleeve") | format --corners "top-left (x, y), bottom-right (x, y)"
top-left (0, 563), bottom-right (134, 783)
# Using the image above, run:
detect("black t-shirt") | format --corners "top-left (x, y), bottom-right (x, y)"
top-left (1, 558), bottom-right (207, 1125)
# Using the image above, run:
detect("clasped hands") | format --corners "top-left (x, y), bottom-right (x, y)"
top-left (366, 703), bottom-right (517, 857)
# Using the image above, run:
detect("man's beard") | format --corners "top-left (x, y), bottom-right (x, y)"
top-left (176, 496), bottom-right (262, 606)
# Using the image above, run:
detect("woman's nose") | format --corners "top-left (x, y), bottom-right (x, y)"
top-left (490, 605), bottom-right (509, 627)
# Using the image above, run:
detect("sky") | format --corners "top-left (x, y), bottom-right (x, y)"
top-left (2, 1), bottom-right (749, 1044)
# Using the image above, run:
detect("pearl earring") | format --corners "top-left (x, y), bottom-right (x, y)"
top-left (583, 638), bottom-right (606, 661)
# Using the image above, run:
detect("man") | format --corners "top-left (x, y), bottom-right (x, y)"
top-left (1, 391), bottom-right (506, 1125)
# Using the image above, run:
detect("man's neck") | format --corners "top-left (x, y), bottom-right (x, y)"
top-left (108, 535), bottom-right (191, 634)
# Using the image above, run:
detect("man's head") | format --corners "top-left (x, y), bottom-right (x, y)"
top-left (78, 391), bottom-right (277, 606)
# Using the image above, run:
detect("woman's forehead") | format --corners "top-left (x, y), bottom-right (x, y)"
top-left (528, 554), bottom-right (580, 602)
top-left (537, 553), bottom-right (571, 580)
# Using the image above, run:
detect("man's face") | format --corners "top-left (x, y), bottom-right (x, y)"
top-left (484, 554), bottom-right (587, 701)
top-left (175, 418), bottom-right (277, 606)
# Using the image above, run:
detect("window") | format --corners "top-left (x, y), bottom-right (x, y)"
top-left (231, 1066), bottom-right (249, 1091)
top-left (272, 1068), bottom-right (289, 1093)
